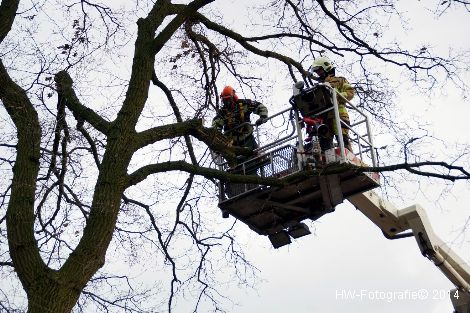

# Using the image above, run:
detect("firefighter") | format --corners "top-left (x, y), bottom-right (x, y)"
top-left (212, 85), bottom-right (268, 162)
top-left (309, 57), bottom-right (355, 151)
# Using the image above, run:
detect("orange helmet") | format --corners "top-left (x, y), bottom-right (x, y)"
top-left (220, 85), bottom-right (238, 101)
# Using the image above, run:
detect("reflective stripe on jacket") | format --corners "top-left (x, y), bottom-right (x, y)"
top-left (324, 75), bottom-right (354, 118)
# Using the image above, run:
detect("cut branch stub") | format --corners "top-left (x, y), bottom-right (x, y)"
top-left (54, 71), bottom-right (111, 135)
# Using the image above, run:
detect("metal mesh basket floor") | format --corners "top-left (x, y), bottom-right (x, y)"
top-left (223, 145), bottom-right (300, 199)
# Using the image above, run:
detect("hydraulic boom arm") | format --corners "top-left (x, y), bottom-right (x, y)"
top-left (348, 191), bottom-right (470, 313)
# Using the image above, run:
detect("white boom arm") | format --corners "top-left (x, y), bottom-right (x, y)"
top-left (348, 191), bottom-right (470, 313)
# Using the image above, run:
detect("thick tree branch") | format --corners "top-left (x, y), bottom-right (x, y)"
top-left (127, 160), bottom-right (284, 187)
top-left (0, 0), bottom-right (19, 44)
top-left (55, 71), bottom-right (111, 135)
top-left (114, 0), bottom-right (214, 136)
top-left (288, 160), bottom-right (470, 182)
top-left (136, 118), bottom-right (253, 165)
top-left (0, 59), bottom-right (46, 290)
top-left (365, 161), bottom-right (470, 182)
top-left (136, 118), bottom-right (203, 145)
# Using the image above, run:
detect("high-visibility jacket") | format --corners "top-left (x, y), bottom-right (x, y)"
top-left (323, 75), bottom-right (355, 120)
top-left (212, 99), bottom-right (268, 142)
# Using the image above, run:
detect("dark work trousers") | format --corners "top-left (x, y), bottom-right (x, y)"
top-left (319, 117), bottom-right (352, 151)
top-left (232, 133), bottom-right (259, 166)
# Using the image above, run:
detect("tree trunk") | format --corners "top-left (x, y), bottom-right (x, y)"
top-left (27, 274), bottom-right (81, 313)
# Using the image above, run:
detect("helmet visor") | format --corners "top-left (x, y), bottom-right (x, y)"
top-left (308, 65), bottom-right (322, 75)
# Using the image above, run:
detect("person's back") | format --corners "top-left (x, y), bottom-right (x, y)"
top-left (309, 57), bottom-right (355, 151)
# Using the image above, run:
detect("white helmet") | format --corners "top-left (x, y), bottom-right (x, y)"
top-left (310, 56), bottom-right (334, 73)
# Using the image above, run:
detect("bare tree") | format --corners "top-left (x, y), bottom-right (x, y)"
top-left (0, 0), bottom-right (469, 312)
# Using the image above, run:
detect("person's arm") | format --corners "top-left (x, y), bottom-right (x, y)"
top-left (212, 112), bottom-right (224, 130)
top-left (250, 100), bottom-right (268, 125)
top-left (249, 100), bottom-right (267, 117)
top-left (337, 77), bottom-right (355, 101)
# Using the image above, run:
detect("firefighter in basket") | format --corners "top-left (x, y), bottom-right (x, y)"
top-left (212, 85), bottom-right (268, 164)
top-left (308, 57), bottom-right (355, 152)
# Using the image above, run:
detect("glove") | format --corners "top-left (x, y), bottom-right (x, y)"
top-left (255, 117), bottom-right (268, 126)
